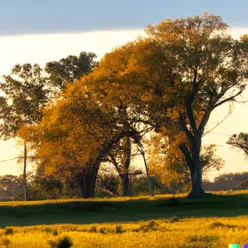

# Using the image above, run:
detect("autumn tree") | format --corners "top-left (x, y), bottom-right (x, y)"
top-left (23, 45), bottom-right (146, 198)
top-left (27, 77), bottom-right (143, 198)
top-left (142, 14), bottom-right (248, 197)
top-left (91, 14), bottom-right (248, 197)
top-left (0, 63), bottom-right (49, 200)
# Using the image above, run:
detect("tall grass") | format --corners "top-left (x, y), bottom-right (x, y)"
top-left (0, 216), bottom-right (248, 247)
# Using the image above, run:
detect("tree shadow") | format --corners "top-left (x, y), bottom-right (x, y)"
top-left (1, 193), bottom-right (248, 227)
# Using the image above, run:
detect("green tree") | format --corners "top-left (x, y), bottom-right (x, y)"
top-left (0, 63), bottom-right (49, 200)
top-left (45, 51), bottom-right (98, 90)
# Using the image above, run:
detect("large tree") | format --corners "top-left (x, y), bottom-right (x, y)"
top-left (27, 78), bottom-right (143, 198)
top-left (143, 14), bottom-right (248, 197)
top-left (90, 14), bottom-right (248, 197)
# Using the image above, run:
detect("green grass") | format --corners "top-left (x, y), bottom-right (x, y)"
top-left (1, 191), bottom-right (248, 227)
top-left (1, 191), bottom-right (248, 247)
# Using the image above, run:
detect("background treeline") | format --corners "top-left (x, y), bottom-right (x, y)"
top-left (1, 171), bottom-right (248, 201)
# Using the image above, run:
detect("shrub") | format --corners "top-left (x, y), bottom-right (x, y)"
top-left (4, 228), bottom-right (14, 235)
top-left (209, 221), bottom-right (225, 228)
top-left (139, 221), bottom-right (159, 232)
top-left (89, 226), bottom-right (97, 232)
top-left (49, 236), bottom-right (73, 248)
top-left (99, 227), bottom-right (107, 234)
top-left (115, 225), bottom-right (123, 233)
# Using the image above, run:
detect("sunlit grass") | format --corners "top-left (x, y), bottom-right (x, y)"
top-left (1, 190), bottom-right (246, 207)
top-left (0, 193), bottom-right (187, 206)
top-left (1, 216), bottom-right (248, 247)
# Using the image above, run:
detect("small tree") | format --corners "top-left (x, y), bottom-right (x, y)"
top-left (0, 63), bottom-right (49, 200)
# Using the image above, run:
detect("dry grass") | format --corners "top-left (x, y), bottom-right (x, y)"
top-left (0, 216), bottom-right (247, 247)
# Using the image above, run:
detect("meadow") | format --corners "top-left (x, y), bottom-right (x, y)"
top-left (1, 191), bottom-right (248, 247)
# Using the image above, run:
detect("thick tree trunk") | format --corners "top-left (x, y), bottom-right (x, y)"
top-left (179, 138), bottom-right (205, 198)
top-left (188, 163), bottom-right (205, 198)
top-left (77, 163), bottom-right (99, 198)
top-left (187, 141), bottom-right (205, 198)
top-left (121, 173), bottom-right (131, 196)
top-left (76, 129), bottom-right (140, 198)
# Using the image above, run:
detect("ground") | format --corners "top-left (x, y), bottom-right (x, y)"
top-left (0, 191), bottom-right (248, 247)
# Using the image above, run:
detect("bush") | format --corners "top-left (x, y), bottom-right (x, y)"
top-left (49, 236), bottom-right (73, 248)
top-left (209, 221), bottom-right (225, 228)
top-left (115, 225), bottom-right (123, 233)
top-left (89, 226), bottom-right (97, 232)
top-left (4, 228), bottom-right (14, 235)
top-left (139, 221), bottom-right (159, 232)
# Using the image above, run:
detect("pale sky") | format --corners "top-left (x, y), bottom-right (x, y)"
top-left (0, 28), bottom-right (248, 181)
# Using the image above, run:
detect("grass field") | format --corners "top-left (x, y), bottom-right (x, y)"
top-left (1, 191), bottom-right (248, 247)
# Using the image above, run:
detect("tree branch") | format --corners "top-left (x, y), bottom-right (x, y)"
top-left (213, 90), bottom-right (243, 109)
top-left (179, 142), bottom-right (193, 173)
top-left (179, 115), bottom-right (194, 142)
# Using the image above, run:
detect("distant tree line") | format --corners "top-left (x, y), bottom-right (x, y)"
top-left (203, 172), bottom-right (248, 191)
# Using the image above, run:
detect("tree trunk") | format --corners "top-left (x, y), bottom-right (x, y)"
top-left (188, 165), bottom-right (205, 197)
top-left (77, 163), bottom-right (99, 198)
top-left (187, 141), bottom-right (205, 198)
top-left (120, 133), bottom-right (132, 197)
top-left (23, 141), bottom-right (29, 201)
top-left (140, 148), bottom-right (154, 196)
top-left (121, 173), bottom-right (131, 196)
top-left (76, 129), bottom-right (140, 198)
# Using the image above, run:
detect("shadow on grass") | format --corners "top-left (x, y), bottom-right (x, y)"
top-left (1, 193), bottom-right (248, 227)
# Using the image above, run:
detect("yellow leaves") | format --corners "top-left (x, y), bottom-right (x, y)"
top-left (16, 124), bottom-right (33, 141)
top-left (166, 107), bottom-right (181, 120)
top-left (140, 92), bottom-right (153, 102)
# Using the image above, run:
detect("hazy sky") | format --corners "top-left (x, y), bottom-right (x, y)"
top-left (0, 2), bottom-right (248, 180)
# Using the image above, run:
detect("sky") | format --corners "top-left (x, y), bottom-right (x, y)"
top-left (0, 1), bottom-right (248, 180)
top-left (1, 0), bottom-right (248, 35)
